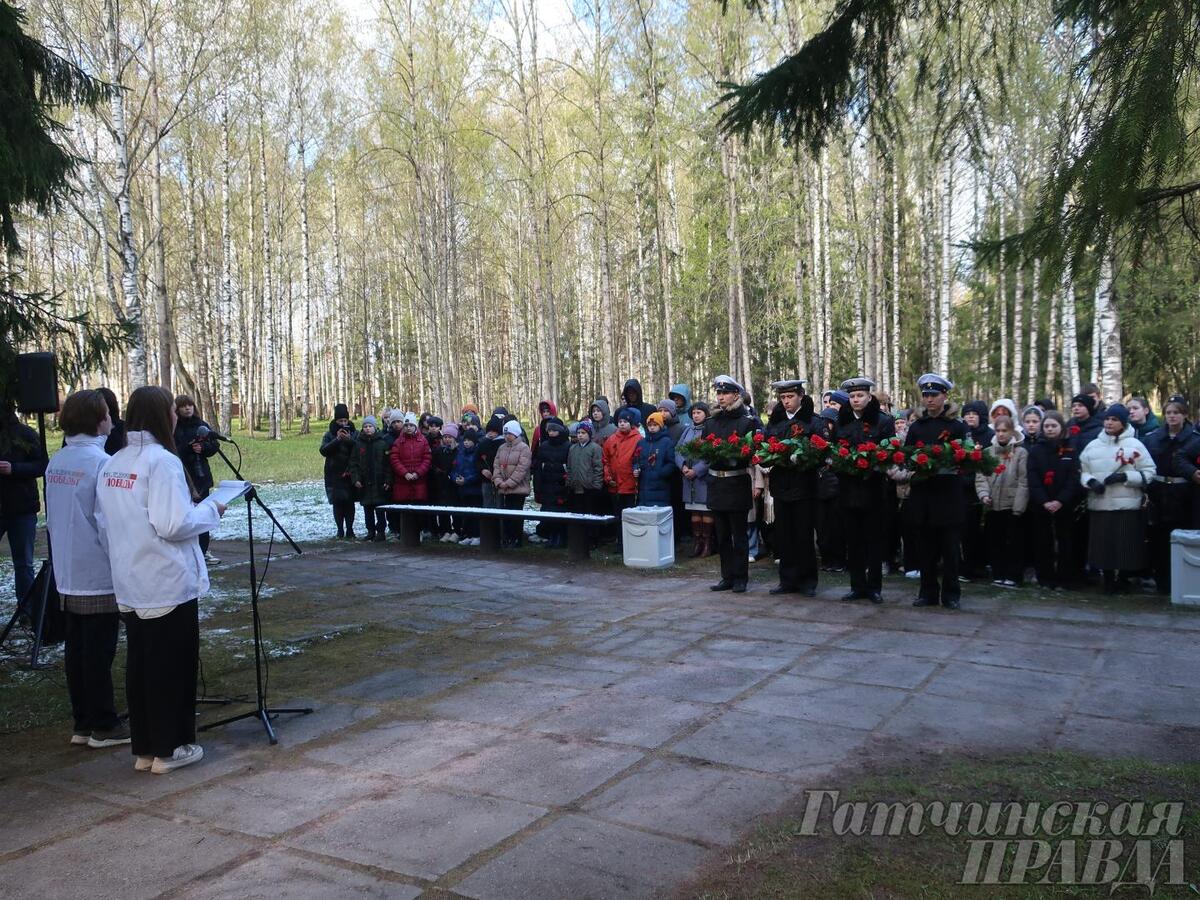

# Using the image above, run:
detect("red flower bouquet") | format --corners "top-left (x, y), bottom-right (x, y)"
top-left (681, 431), bottom-right (755, 467)
top-left (751, 427), bottom-right (829, 470)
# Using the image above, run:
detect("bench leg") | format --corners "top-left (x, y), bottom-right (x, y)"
top-left (479, 518), bottom-right (502, 555)
top-left (567, 521), bottom-right (590, 561)
top-left (399, 512), bottom-right (422, 548)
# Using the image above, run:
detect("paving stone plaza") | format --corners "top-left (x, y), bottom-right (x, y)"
top-left (0, 540), bottom-right (1197, 898)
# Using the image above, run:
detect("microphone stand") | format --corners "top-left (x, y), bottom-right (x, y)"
top-left (199, 440), bottom-right (312, 744)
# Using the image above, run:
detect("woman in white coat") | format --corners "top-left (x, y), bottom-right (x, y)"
top-left (96, 386), bottom-right (226, 774)
top-left (1079, 403), bottom-right (1157, 593)
top-left (46, 390), bottom-right (126, 748)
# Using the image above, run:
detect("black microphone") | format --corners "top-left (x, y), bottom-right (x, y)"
top-left (196, 424), bottom-right (234, 443)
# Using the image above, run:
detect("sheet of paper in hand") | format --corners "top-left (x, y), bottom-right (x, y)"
top-left (208, 479), bottom-right (253, 506)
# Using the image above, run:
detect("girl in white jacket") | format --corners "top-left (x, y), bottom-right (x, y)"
top-left (96, 386), bottom-right (226, 774)
top-left (46, 390), bottom-right (125, 748)
top-left (1079, 403), bottom-right (1157, 593)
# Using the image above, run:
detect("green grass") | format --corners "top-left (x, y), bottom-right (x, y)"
top-left (213, 425), bottom-right (325, 484)
top-left (682, 754), bottom-right (1200, 898)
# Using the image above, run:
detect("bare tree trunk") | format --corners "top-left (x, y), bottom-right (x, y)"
top-left (147, 32), bottom-right (172, 390)
top-left (820, 147), bottom-right (832, 390)
top-left (938, 156), bottom-right (953, 376)
top-left (791, 159), bottom-right (809, 382)
top-left (298, 124), bottom-right (313, 434)
top-left (332, 178), bottom-right (347, 403)
top-left (1012, 202), bottom-right (1025, 401)
top-left (891, 154), bottom-right (901, 393)
top-left (1027, 257), bottom-right (1041, 403)
top-left (1060, 263), bottom-right (1079, 401)
top-left (998, 201), bottom-right (1008, 396)
top-left (219, 90), bottom-right (234, 434)
top-left (106, 0), bottom-right (146, 386)
top-left (260, 131), bottom-right (281, 440)
top-left (1095, 251), bottom-right (1122, 402)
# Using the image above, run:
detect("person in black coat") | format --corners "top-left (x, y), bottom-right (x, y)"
top-left (834, 378), bottom-right (896, 603)
top-left (320, 404), bottom-right (358, 538)
top-left (905, 374), bottom-right (969, 609)
top-left (0, 399), bottom-right (48, 603)
top-left (1026, 412), bottom-right (1084, 589)
top-left (1144, 398), bottom-right (1193, 593)
top-left (1175, 415), bottom-right (1200, 530)
top-left (763, 379), bottom-right (827, 596)
top-left (533, 417), bottom-right (571, 547)
top-left (703, 375), bottom-right (757, 593)
top-left (620, 378), bottom-right (658, 423)
top-left (960, 399), bottom-right (993, 579)
top-left (173, 396), bottom-right (220, 560)
top-left (1067, 394), bottom-right (1104, 452)
top-left (96, 387), bottom-right (126, 454)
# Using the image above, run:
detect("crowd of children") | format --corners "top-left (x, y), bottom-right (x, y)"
top-left (319, 377), bottom-right (1200, 598)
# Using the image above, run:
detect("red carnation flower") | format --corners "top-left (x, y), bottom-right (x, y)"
top-left (995, 464), bottom-right (1006, 474)
top-left (953, 449), bottom-right (966, 462)
top-left (931, 444), bottom-right (943, 456)
top-left (741, 445), bottom-right (752, 457)
top-left (810, 435), bottom-right (829, 450)
top-left (915, 453), bottom-right (930, 465)
top-left (1070, 425), bottom-right (1081, 436)
top-left (1043, 471), bottom-right (1055, 486)
top-left (751, 455), bottom-right (762, 465)
top-left (838, 447), bottom-right (850, 457)
top-left (969, 449), bottom-right (983, 461)
top-left (916, 441), bottom-right (926, 448)
top-left (875, 451), bottom-right (889, 462)
top-left (892, 451), bottom-right (906, 464)
top-left (727, 434), bottom-right (739, 444)
top-left (754, 431), bottom-right (765, 441)
top-left (855, 457), bottom-right (870, 469)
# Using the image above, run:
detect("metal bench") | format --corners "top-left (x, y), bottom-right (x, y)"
top-left (379, 504), bottom-right (616, 561)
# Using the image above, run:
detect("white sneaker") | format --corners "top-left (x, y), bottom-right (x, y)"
top-left (904, 570), bottom-right (921, 580)
top-left (204, 551), bottom-right (220, 564)
top-left (134, 755), bottom-right (153, 772)
top-left (70, 732), bottom-right (90, 746)
top-left (151, 743), bottom-right (204, 774)
top-left (439, 533), bottom-right (453, 542)
top-left (446, 533), bottom-right (460, 543)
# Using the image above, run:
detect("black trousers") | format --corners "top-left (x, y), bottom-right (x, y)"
top-left (774, 499), bottom-right (817, 590)
top-left (984, 509), bottom-right (1025, 583)
top-left (899, 502), bottom-right (920, 572)
top-left (817, 498), bottom-right (845, 566)
top-left (1149, 522), bottom-right (1179, 594)
top-left (568, 489), bottom-right (604, 543)
top-left (332, 500), bottom-right (357, 535)
top-left (65, 610), bottom-right (121, 733)
top-left (458, 493), bottom-right (482, 538)
top-left (842, 505), bottom-right (885, 595)
top-left (918, 525), bottom-right (962, 605)
top-left (713, 508), bottom-right (750, 586)
top-left (123, 599), bottom-right (199, 758)
top-left (500, 493), bottom-right (525, 543)
top-left (362, 503), bottom-right (387, 535)
top-left (962, 499), bottom-right (988, 577)
top-left (1033, 508), bottom-right (1077, 588)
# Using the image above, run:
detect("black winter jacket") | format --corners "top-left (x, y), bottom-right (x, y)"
top-left (905, 403), bottom-right (969, 527)
top-left (533, 429), bottom-right (571, 510)
top-left (320, 420), bottom-right (358, 505)
top-left (0, 416), bottom-right (48, 516)
top-left (764, 395), bottom-right (827, 503)
top-left (702, 399), bottom-right (757, 512)
top-left (1027, 438), bottom-right (1084, 511)
top-left (833, 397), bottom-right (896, 510)
top-left (174, 414), bottom-right (219, 494)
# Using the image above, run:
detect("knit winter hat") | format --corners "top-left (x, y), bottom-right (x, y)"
top-left (544, 417), bottom-right (567, 436)
top-left (334, 403), bottom-right (350, 420)
top-left (1020, 405), bottom-right (1044, 422)
top-left (657, 399), bottom-right (676, 414)
top-left (503, 420), bottom-right (523, 437)
top-left (573, 420), bottom-right (594, 435)
top-left (443, 423), bottom-right (460, 439)
top-left (427, 416), bottom-right (444, 429)
top-left (485, 415), bottom-right (505, 435)
top-left (614, 407), bottom-right (642, 427)
top-left (1104, 403), bottom-right (1130, 426)
top-left (461, 403), bottom-right (479, 416)
top-left (1071, 393), bottom-right (1097, 415)
top-left (362, 415), bottom-right (377, 428)
top-left (647, 411), bottom-right (667, 429)
top-left (403, 412), bottom-right (418, 426)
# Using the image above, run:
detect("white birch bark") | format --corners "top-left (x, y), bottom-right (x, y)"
top-left (938, 157), bottom-right (953, 376)
top-left (891, 155), bottom-right (901, 393)
top-left (1012, 203), bottom-right (1025, 401)
top-left (1059, 264), bottom-right (1079, 401)
top-left (1095, 251), bottom-right (1122, 402)
top-left (219, 90), bottom-right (234, 435)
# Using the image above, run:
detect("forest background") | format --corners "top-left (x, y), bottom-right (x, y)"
top-left (5, 0), bottom-right (1199, 435)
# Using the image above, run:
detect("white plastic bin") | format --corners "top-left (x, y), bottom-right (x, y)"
top-left (622, 506), bottom-right (674, 568)
top-left (1170, 530), bottom-right (1200, 607)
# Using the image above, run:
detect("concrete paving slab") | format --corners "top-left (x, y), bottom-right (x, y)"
top-left (734, 674), bottom-right (911, 730)
top-left (832, 628), bottom-right (967, 659)
top-left (164, 764), bottom-right (388, 837)
top-left (1054, 715), bottom-right (1200, 763)
top-left (453, 813), bottom-right (707, 900)
top-left (672, 636), bottom-right (807, 671)
top-left (0, 779), bottom-right (123, 854)
top-left (426, 681), bottom-right (587, 727)
top-left (672, 709), bottom-right (868, 777)
top-left (877, 693), bottom-right (1063, 751)
top-left (584, 758), bottom-right (788, 844)
top-left (613, 661), bottom-right (771, 703)
top-left (287, 786), bottom-right (544, 880)
top-left (173, 848), bottom-right (423, 899)
top-left (789, 646), bottom-right (940, 689)
top-left (501, 662), bottom-right (635, 691)
top-left (333, 668), bottom-right (464, 701)
top-left (203, 700), bottom-right (380, 749)
top-left (1072, 679), bottom-right (1200, 728)
top-left (305, 719), bottom-right (507, 777)
top-left (923, 661), bottom-right (1084, 711)
top-left (0, 812), bottom-right (250, 899)
top-left (954, 639), bottom-right (1099, 675)
top-left (426, 732), bottom-right (642, 805)
top-left (531, 690), bottom-right (710, 748)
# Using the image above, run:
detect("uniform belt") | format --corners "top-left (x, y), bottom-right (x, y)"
top-left (709, 469), bottom-right (749, 479)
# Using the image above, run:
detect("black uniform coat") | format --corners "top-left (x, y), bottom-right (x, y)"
top-left (765, 395), bottom-right (827, 503)
top-left (175, 414), bottom-right (219, 494)
top-left (904, 402), bottom-right (969, 527)
top-left (1027, 437), bottom-right (1085, 510)
top-left (0, 414), bottom-right (48, 517)
top-left (1144, 423), bottom-right (1194, 526)
top-left (833, 396), bottom-right (896, 510)
top-left (320, 419), bottom-right (358, 505)
top-left (702, 398), bottom-right (757, 512)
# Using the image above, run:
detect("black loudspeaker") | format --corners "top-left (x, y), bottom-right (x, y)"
top-left (15, 352), bottom-right (60, 414)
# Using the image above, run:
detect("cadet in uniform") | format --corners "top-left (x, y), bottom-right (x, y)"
top-left (763, 379), bottom-right (827, 596)
top-left (904, 373), bottom-right (968, 609)
top-left (704, 375), bottom-right (757, 594)
top-left (833, 376), bottom-right (896, 603)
